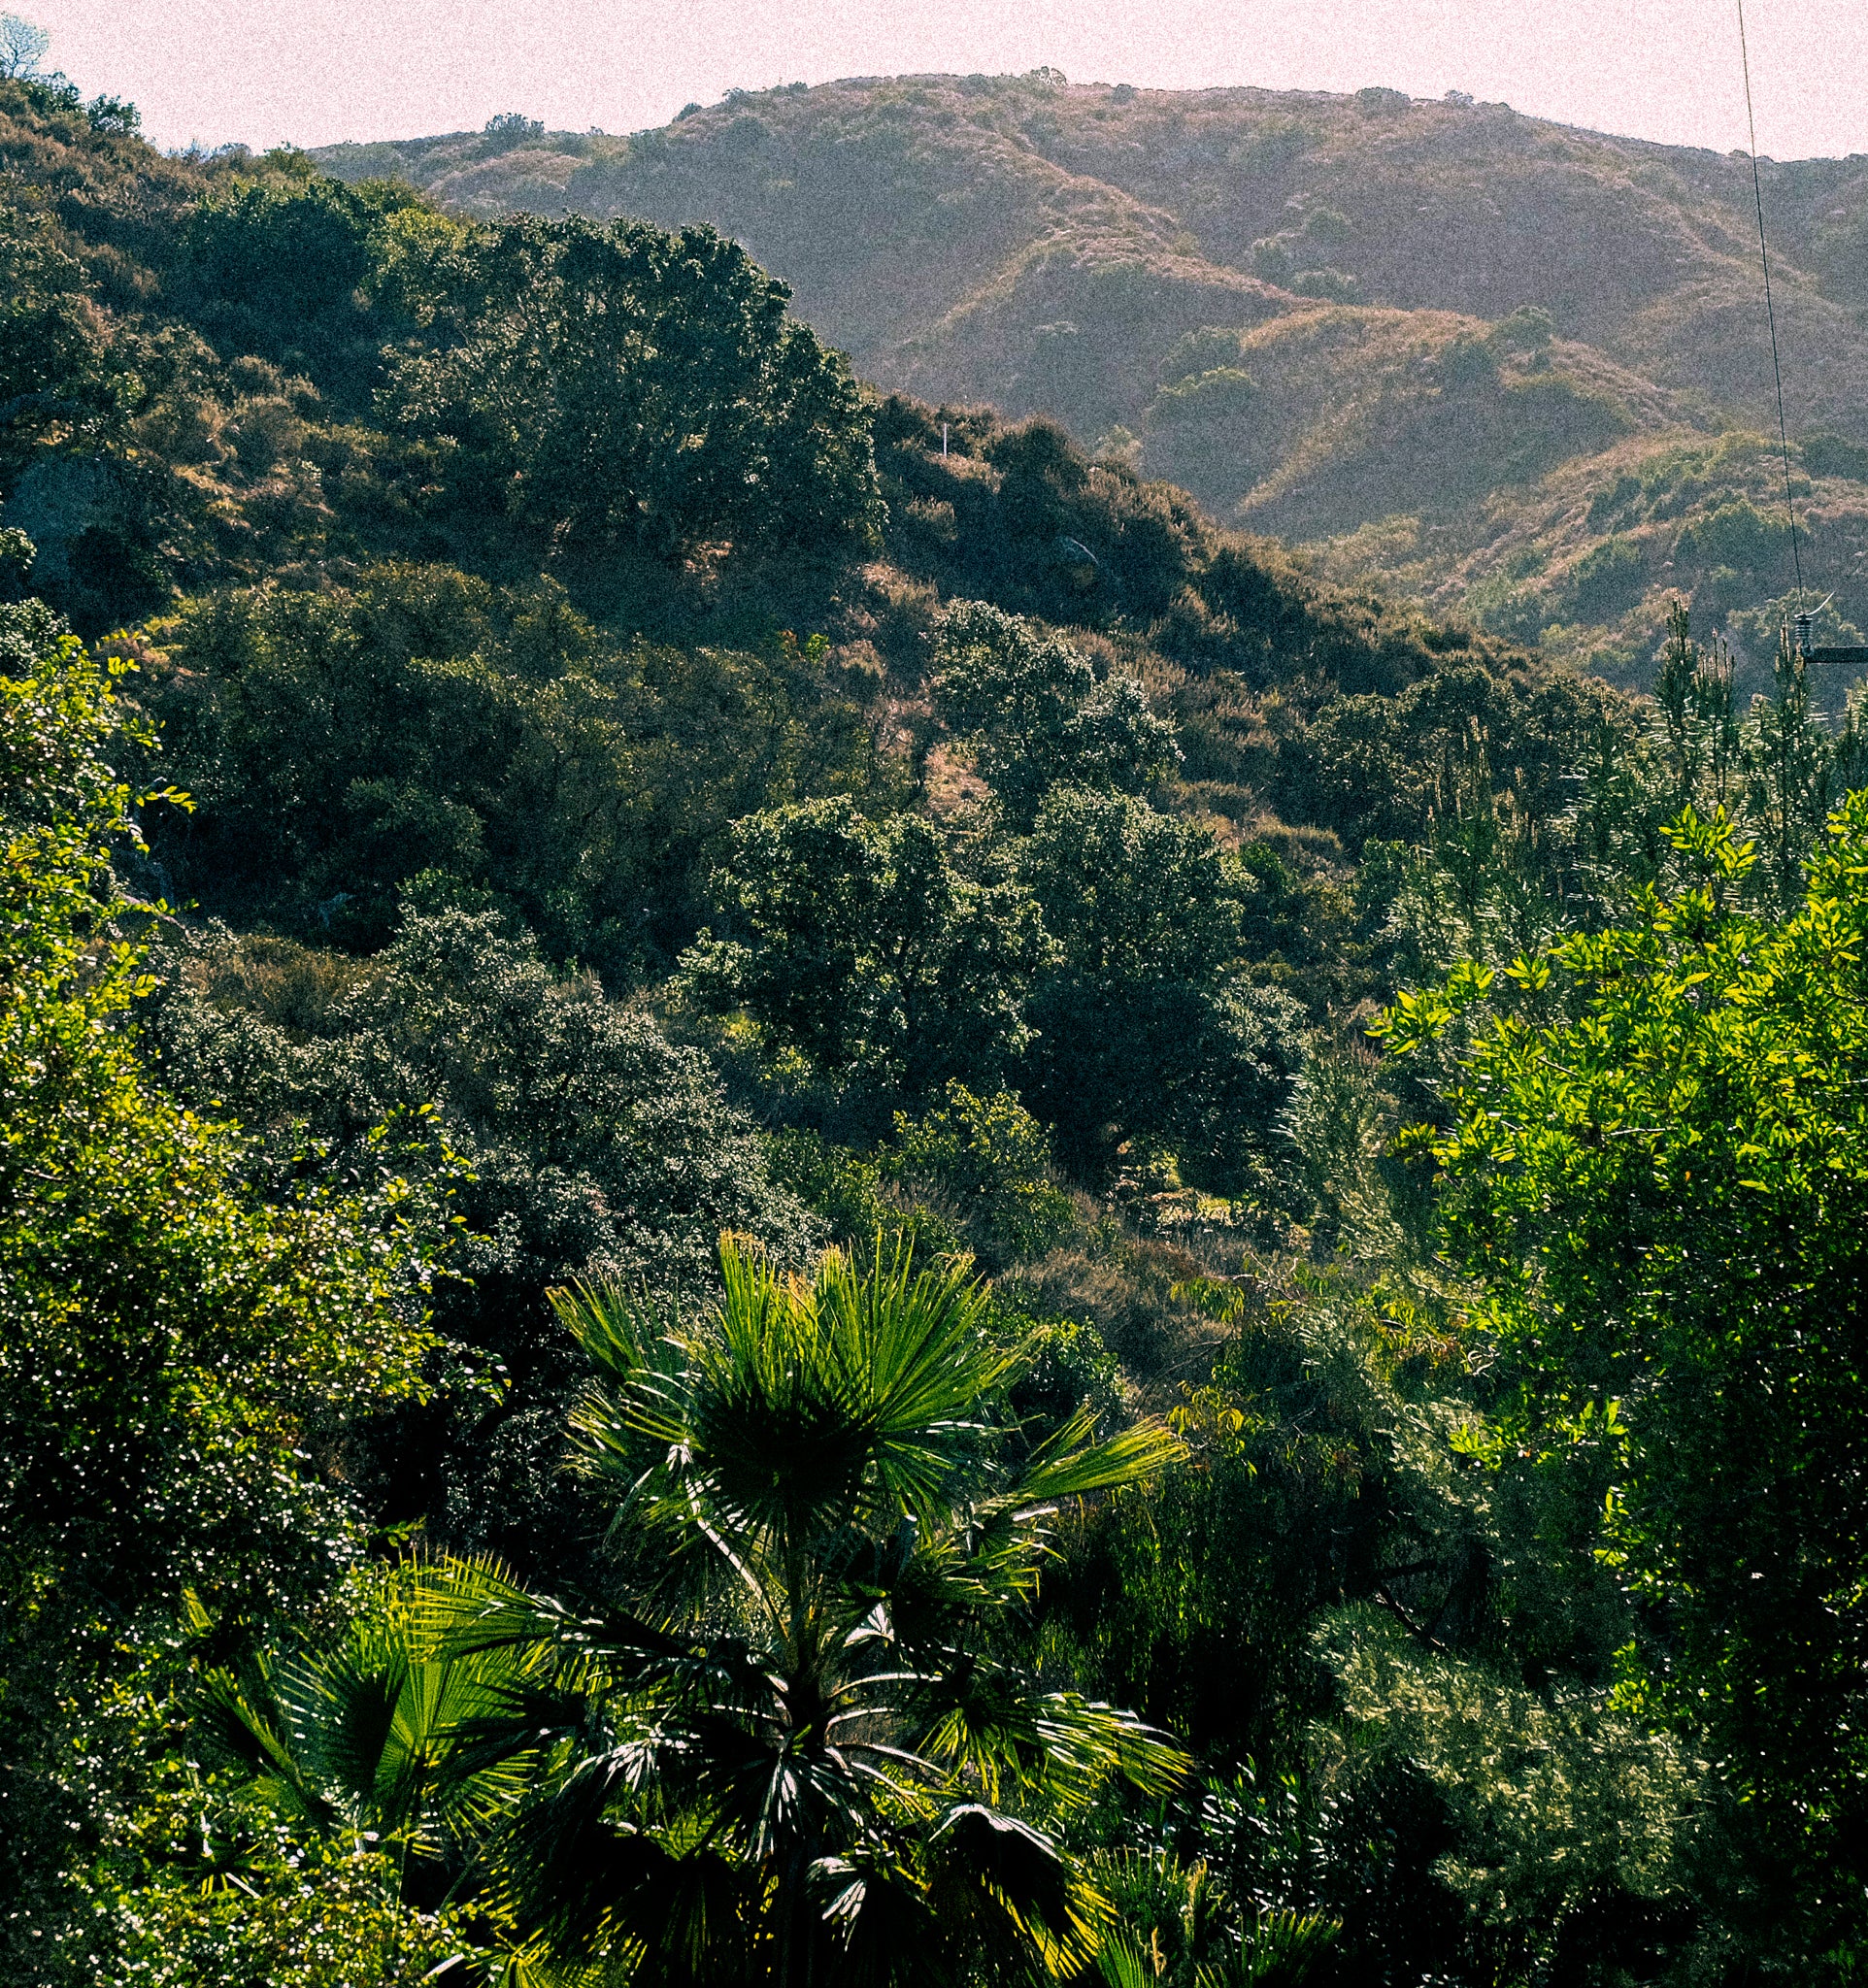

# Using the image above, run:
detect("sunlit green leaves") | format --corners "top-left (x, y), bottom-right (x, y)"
top-left (1385, 789), bottom-right (1868, 1947)
top-left (0, 602), bottom-right (451, 1982)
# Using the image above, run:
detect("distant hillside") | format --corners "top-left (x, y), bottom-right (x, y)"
top-left (317, 75), bottom-right (1868, 684)
top-left (0, 74), bottom-right (1505, 742)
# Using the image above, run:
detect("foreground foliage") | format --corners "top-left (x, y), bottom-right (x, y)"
top-left (0, 601), bottom-right (448, 1979)
top-left (1386, 793), bottom-right (1868, 1955)
top-left (209, 1241), bottom-right (1188, 1985)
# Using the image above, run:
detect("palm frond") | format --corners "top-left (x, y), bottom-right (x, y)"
top-left (809, 1847), bottom-right (948, 1988)
top-left (995, 1405), bottom-right (1188, 1513)
top-left (928, 1803), bottom-right (1112, 1977)
top-left (197, 1661), bottom-right (339, 1835)
top-left (815, 1238), bottom-right (1015, 1521)
top-left (491, 1791), bottom-right (748, 1978)
top-left (1096, 1929), bottom-right (1157, 1988)
top-left (1029, 1696), bottom-right (1191, 1808)
top-left (1223, 1909), bottom-right (1342, 1988)
top-left (916, 1669), bottom-right (1189, 1811)
top-left (563, 1237), bottom-right (1027, 1592)
top-left (233, 1240), bottom-right (1201, 1988)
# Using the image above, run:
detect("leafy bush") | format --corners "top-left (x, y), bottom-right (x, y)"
top-left (184, 171), bottom-right (382, 374)
top-left (1561, 534), bottom-right (1646, 620)
top-left (114, 1825), bottom-right (468, 1988)
top-left (999, 1302), bottom-right (1125, 1441)
top-left (682, 795), bottom-right (1052, 1099)
top-left (1151, 365), bottom-right (1262, 423)
top-left (1385, 796), bottom-right (1868, 1956)
top-left (481, 110), bottom-right (544, 148)
top-left (1023, 785), bottom-right (1249, 984)
top-left (1675, 496), bottom-right (1793, 575)
top-left (1803, 430), bottom-right (1868, 482)
top-left (765, 1124), bottom-right (965, 1262)
top-left (1159, 326), bottom-right (1247, 386)
top-left (931, 598), bottom-right (1180, 825)
top-left (1313, 1607), bottom-right (1698, 1983)
top-left (1286, 659), bottom-right (1633, 848)
top-left (1288, 269), bottom-right (1357, 302)
top-left (888, 1081), bottom-right (1077, 1265)
top-left (1486, 305), bottom-right (1554, 352)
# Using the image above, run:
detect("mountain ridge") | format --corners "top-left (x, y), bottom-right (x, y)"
top-left (316, 74), bottom-right (1868, 683)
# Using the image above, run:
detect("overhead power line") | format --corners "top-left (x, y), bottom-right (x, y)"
top-left (1735, 0), bottom-right (1805, 609)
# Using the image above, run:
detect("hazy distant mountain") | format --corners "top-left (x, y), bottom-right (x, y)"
top-left (318, 74), bottom-right (1868, 679)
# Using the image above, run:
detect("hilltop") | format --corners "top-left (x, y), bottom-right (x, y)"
top-left (317, 75), bottom-right (1868, 684)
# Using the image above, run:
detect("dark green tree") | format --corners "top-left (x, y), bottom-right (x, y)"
top-left (682, 795), bottom-right (1053, 1101)
top-left (380, 214), bottom-right (884, 560)
top-left (184, 164), bottom-right (384, 387)
top-left (1020, 788), bottom-right (1305, 1189)
top-left (931, 600), bottom-right (1179, 827)
top-left (1022, 785), bottom-right (1247, 985)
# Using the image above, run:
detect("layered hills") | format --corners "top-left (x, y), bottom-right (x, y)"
top-left (0, 70), bottom-right (1525, 908)
top-left (317, 74), bottom-right (1868, 685)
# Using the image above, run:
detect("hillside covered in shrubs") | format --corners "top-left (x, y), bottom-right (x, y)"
top-left (8, 54), bottom-right (1868, 1988)
top-left (319, 73), bottom-right (1868, 689)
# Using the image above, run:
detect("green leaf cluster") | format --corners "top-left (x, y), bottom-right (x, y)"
top-left (1390, 790), bottom-right (1868, 1953)
top-left (0, 601), bottom-right (450, 1978)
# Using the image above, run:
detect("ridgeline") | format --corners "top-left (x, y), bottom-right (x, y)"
top-left (319, 73), bottom-right (1868, 686)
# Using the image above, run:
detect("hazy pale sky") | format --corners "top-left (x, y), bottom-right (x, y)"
top-left (26, 0), bottom-right (1868, 160)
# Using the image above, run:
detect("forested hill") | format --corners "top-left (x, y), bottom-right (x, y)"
top-left (16, 56), bottom-right (1868, 1988)
top-left (318, 75), bottom-right (1868, 683)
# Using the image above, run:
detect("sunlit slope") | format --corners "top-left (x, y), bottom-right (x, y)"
top-left (317, 74), bottom-right (1868, 672)
top-left (317, 76), bottom-right (1868, 431)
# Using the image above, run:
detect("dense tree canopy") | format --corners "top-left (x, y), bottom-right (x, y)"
top-left (380, 215), bottom-right (885, 561)
top-left (0, 94), bottom-right (891, 632)
top-left (143, 561), bottom-right (894, 972)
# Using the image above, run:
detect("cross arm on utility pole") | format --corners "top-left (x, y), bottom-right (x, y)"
top-left (1794, 613), bottom-right (1868, 667)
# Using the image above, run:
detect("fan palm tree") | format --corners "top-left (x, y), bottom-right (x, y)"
top-left (439, 1235), bottom-right (1190, 1986)
top-left (198, 1553), bottom-right (554, 1974)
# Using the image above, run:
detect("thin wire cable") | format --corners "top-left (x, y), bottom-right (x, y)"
top-left (1736, 0), bottom-right (1805, 608)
